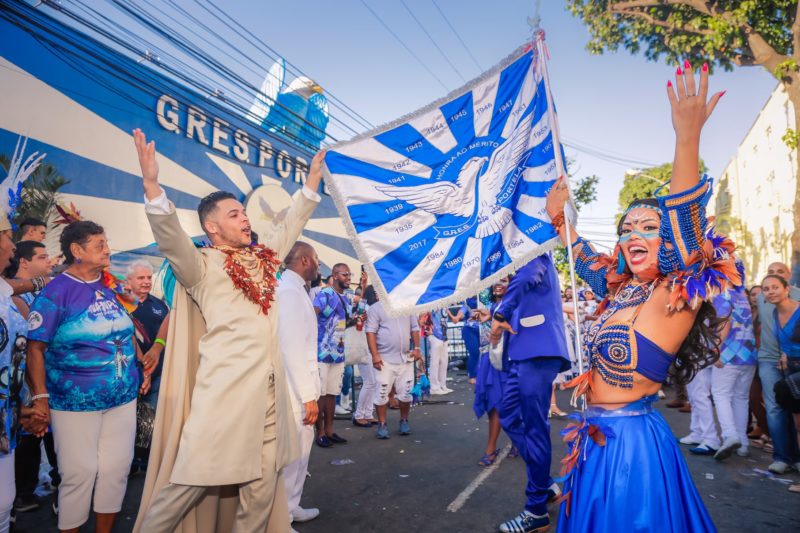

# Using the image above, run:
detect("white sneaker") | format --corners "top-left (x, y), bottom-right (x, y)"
top-left (679, 434), bottom-right (701, 445)
top-left (714, 437), bottom-right (741, 461)
top-left (736, 446), bottom-right (749, 457)
top-left (334, 405), bottom-right (351, 416)
top-left (430, 388), bottom-right (447, 395)
top-left (768, 460), bottom-right (791, 474)
top-left (291, 507), bottom-right (320, 523)
top-left (443, 387), bottom-right (454, 393)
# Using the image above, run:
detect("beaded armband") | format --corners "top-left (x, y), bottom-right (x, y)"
top-left (657, 175), bottom-right (742, 310)
top-left (657, 175), bottom-right (711, 275)
top-left (572, 236), bottom-right (609, 299)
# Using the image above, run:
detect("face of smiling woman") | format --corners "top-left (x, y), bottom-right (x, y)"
top-left (618, 206), bottom-right (661, 278)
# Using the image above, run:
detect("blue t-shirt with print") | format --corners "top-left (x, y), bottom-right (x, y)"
top-left (313, 287), bottom-right (350, 364)
top-left (714, 287), bottom-right (757, 365)
top-left (0, 292), bottom-right (28, 455)
top-left (28, 273), bottom-right (139, 411)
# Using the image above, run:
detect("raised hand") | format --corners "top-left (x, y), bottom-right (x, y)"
top-left (667, 61), bottom-right (724, 142)
top-left (305, 149), bottom-right (327, 192)
top-left (132, 128), bottom-right (162, 200)
top-left (545, 176), bottom-right (570, 220)
top-left (667, 61), bottom-right (724, 194)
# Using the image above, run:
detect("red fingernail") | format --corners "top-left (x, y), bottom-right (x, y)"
top-left (667, 80), bottom-right (672, 87)
top-left (684, 59), bottom-right (691, 69)
top-left (719, 90), bottom-right (726, 98)
top-left (702, 63), bottom-right (708, 72)
top-left (676, 66), bottom-right (682, 75)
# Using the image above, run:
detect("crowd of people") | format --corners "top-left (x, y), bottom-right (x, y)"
top-left (0, 62), bottom-right (798, 533)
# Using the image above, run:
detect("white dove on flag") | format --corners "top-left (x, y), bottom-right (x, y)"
top-left (374, 111), bottom-right (533, 239)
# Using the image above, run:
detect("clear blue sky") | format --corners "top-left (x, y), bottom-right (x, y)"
top-left (74, 0), bottom-right (779, 247)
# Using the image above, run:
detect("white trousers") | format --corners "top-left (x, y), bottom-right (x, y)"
top-left (428, 336), bottom-right (449, 392)
top-left (282, 409), bottom-right (315, 516)
top-left (50, 400), bottom-right (136, 530)
top-left (0, 451), bottom-right (14, 533)
top-left (354, 362), bottom-right (378, 420)
top-left (711, 364), bottom-right (756, 445)
top-left (686, 366), bottom-right (720, 448)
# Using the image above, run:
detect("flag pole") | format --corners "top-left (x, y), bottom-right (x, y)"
top-left (531, 23), bottom-right (586, 409)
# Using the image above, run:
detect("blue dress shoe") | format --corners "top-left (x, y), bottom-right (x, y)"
top-left (316, 436), bottom-right (333, 448)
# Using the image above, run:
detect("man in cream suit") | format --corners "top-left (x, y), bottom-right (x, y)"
top-left (132, 129), bottom-right (324, 533)
top-left (277, 242), bottom-right (322, 527)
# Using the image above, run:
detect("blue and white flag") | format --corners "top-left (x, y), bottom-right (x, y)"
top-left (323, 42), bottom-right (568, 315)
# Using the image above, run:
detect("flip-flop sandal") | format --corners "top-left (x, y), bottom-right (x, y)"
top-left (478, 449), bottom-right (500, 466)
top-left (352, 419), bottom-right (371, 428)
top-left (789, 483), bottom-right (800, 493)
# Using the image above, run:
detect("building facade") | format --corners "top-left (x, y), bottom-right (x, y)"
top-left (714, 84), bottom-right (797, 284)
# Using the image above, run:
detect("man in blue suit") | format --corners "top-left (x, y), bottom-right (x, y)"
top-left (490, 253), bottom-right (570, 533)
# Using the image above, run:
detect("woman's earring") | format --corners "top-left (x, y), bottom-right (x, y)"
top-left (75, 257), bottom-right (82, 264)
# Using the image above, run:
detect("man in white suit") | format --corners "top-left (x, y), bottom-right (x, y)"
top-left (277, 242), bottom-right (322, 527)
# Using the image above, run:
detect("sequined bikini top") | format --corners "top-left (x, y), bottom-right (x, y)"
top-left (584, 280), bottom-right (674, 389)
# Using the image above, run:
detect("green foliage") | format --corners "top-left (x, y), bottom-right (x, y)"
top-left (774, 58), bottom-right (800, 79)
top-left (0, 154), bottom-right (69, 234)
top-left (553, 174), bottom-right (600, 277)
top-left (573, 174), bottom-right (599, 210)
top-left (617, 163), bottom-right (672, 214)
top-left (783, 128), bottom-right (800, 149)
top-left (565, 1), bottom-right (797, 74)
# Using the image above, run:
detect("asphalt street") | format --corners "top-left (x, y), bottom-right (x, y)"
top-left (13, 371), bottom-right (800, 532)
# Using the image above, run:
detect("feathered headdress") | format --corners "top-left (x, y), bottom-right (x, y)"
top-left (1, 137), bottom-right (45, 232)
top-left (53, 202), bottom-right (83, 225)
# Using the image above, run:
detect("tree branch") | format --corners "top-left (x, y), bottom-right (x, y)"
top-left (612, 8), bottom-right (716, 36)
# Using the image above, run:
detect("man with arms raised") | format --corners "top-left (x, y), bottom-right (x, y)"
top-left (132, 129), bottom-right (324, 533)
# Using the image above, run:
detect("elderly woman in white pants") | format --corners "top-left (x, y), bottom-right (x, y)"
top-left (710, 286), bottom-right (758, 460)
top-left (25, 221), bottom-right (145, 533)
top-left (428, 309), bottom-right (452, 395)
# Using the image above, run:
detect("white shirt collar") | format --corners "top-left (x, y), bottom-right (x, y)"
top-left (281, 269), bottom-right (308, 290)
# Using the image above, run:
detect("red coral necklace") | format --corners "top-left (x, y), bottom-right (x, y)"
top-left (213, 244), bottom-right (280, 314)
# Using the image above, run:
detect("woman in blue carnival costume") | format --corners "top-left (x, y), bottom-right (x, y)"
top-left (473, 279), bottom-right (516, 466)
top-left (545, 62), bottom-right (737, 533)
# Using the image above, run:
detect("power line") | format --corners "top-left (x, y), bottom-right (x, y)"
top-left (430, 0), bottom-right (482, 72)
top-left (359, 0), bottom-right (449, 92)
top-left (400, 0), bottom-right (466, 84)
top-left (200, 0), bottom-right (375, 132)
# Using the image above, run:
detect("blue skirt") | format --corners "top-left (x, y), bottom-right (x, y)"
top-left (557, 395), bottom-right (716, 533)
top-left (473, 353), bottom-right (507, 419)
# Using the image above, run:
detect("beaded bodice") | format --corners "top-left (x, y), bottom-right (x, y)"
top-left (584, 280), bottom-right (674, 388)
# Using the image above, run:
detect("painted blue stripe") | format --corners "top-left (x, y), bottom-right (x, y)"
top-left (439, 92), bottom-right (475, 147)
top-left (373, 124), bottom-right (446, 170)
top-left (488, 53), bottom-right (533, 140)
top-left (415, 235), bottom-right (470, 305)
top-left (347, 200), bottom-right (415, 234)
top-left (325, 152), bottom-right (434, 187)
top-left (480, 233), bottom-right (512, 279)
top-left (512, 209), bottom-right (557, 245)
top-left (374, 226), bottom-right (439, 294)
top-left (0, 129), bottom-right (201, 210)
